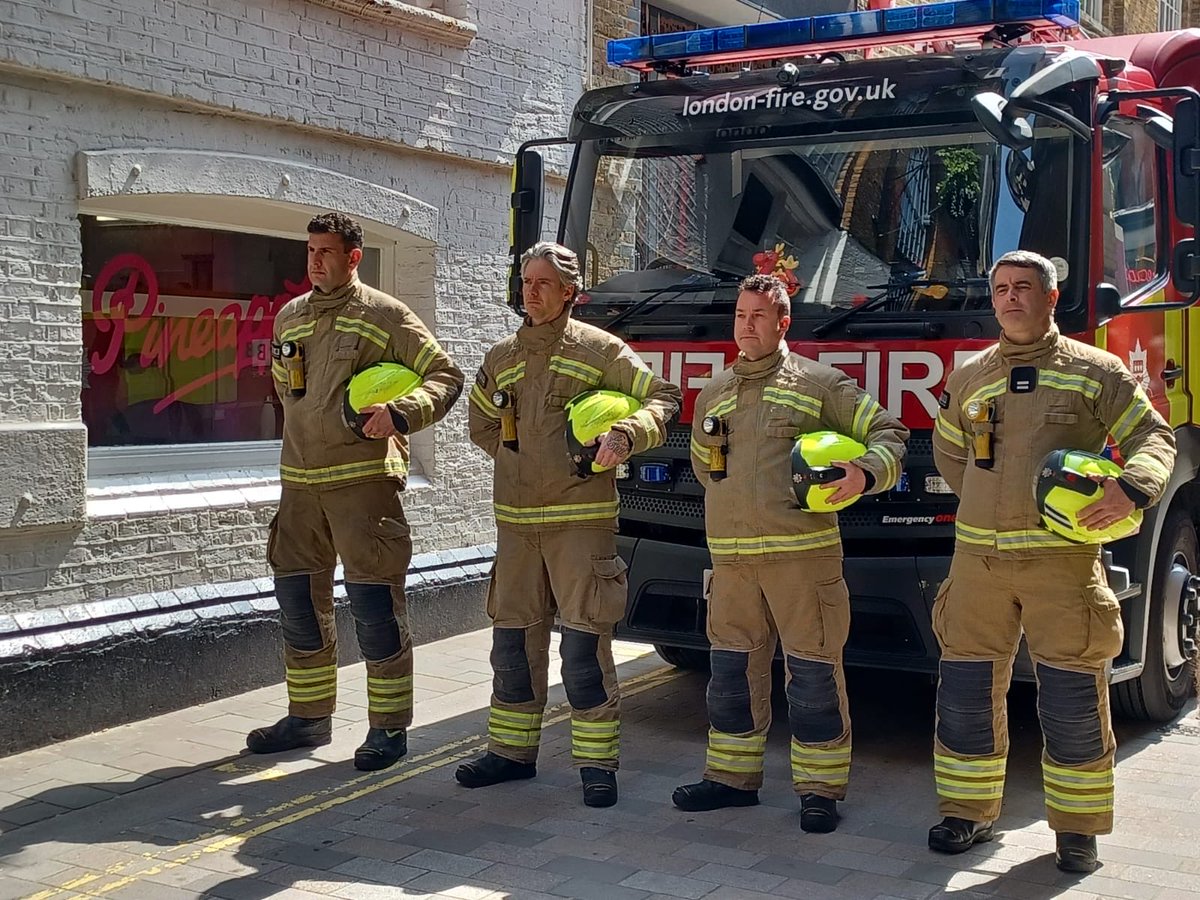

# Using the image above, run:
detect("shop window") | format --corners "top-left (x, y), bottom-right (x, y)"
top-left (81, 215), bottom-right (380, 449)
top-left (1099, 121), bottom-right (1160, 298)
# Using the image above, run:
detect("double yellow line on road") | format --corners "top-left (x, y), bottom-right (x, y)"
top-left (25, 665), bottom-right (684, 899)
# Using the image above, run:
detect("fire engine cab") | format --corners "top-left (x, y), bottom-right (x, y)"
top-left (508, 0), bottom-right (1200, 721)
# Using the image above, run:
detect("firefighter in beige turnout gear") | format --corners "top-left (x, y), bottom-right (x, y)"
top-left (672, 275), bottom-right (908, 833)
top-left (929, 251), bottom-right (1175, 872)
top-left (247, 213), bottom-right (464, 771)
top-left (458, 242), bottom-right (681, 807)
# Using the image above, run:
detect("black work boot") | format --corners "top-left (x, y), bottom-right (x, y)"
top-left (246, 715), bottom-right (332, 754)
top-left (1055, 832), bottom-right (1099, 873)
top-left (800, 793), bottom-right (839, 834)
top-left (454, 751), bottom-right (537, 788)
top-left (928, 816), bottom-right (995, 854)
top-left (672, 779), bottom-right (760, 812)
top-left (354, 728), bottom-right (407, 771)
top-left (581, 767), bottom-right (618, 808)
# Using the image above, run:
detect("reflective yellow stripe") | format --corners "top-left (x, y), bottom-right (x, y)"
top-left (493, 500), bottom-right (619, 525)
top-left (470, 384), bottom-right (500, 418)
top-left (489, 707), bottom-right (542, 748)
top-left (1111, 387), bottom-right (1154, 445)
top-left (708, 731), bottom-right (768, 752)
top-left (549, 355), bottom-right (603, 386)
top-left (335, 316), bottom-right (389, 351)
top-left (1043, 764), bottom-right (1113, 786)
top-left (572, 719), bottom-right (620, 759)
top-left (411, 338), bottom-right (442, 376)
top-left (864, 444), bottom-right (898, 489)
top-left (367, 676), bottom-right (413, 692)
top-left (489, 709), bottom-right (543, 728)
top-left (631, 408), bottom-right (661, 446)
top-left (963, 377), bottom-right (1007, 410)
top-left (1038, 369), bottom-right (1103, 401)
top-left (707, 528), bottom-right (841, 557)
top-left (496, 362), bottom-right (526, 389)
top-left (936, 780), bottom-right (1005, 801)
top-left (954, 522), bottom-right (1080, 551)
top-left (706, 729), bottom-right (766, 774)
top-left (705, 752), bottom-right (765, 773)
top-left (1124, 452), bottom-right (1171, 484)
top-left (631, 366), bottom-right (654, 401)
top-left (707, 396), bottom-right (738, 419)
top-left (791, 741), bottom-right (851, 786)
top-left (935, 752), bottom-right (1006, 801)
top-left (280, 457), bottom-right (408, 486)
top-left (851, 394), bottom-right (882, 442)
top-left (1043, 788), bottom-right (1114, 813)
top-left (287, 686), bottom-right (337, 702)
top-left (279, 321), bottom-right (316, 342)
top-left (690, 435), bottom-right (711, 465)
top-left (271, 361), bottom-right (288, 382)
top-left (934, 754), bottom-right (1006, 776)
top-left (936, 414), bottom-right (967, 449)
top-left (762, 386), bottom-right (822, 419)
top-left (286, 665), bottom-right (337, 682)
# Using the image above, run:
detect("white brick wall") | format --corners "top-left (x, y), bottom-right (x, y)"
top-left (0, 0), bottom-right (584, 611)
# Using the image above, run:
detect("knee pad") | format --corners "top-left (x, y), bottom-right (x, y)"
top-left (937, 660), bottom-right (996, 756)
top-left (1036, 663), bottom-right (1104, 765)
top-left (346, 582), bottom-right (401, 662)
top-left (560, 627), bottom-right (608, 710)
top-left (276, 574), bottom-right (323, 651)
top-left (491, 627), bottom-right (534, 704)
top-left (785, 656), bottom-right (843, 744)
top-left (708, 649), bottom-right (754, 735)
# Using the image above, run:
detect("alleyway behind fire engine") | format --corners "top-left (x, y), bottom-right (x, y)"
top-left (0, 629), bottom-right (1197, 900)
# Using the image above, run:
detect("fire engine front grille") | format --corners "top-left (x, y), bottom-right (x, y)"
top-left (676, 466), bottom-right (699, 486)
top-left (664, 427), bottom-right (692, 450)
top-left (619, 489), bottom-right (704, 520)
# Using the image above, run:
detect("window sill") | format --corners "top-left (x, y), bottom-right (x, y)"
top-left (87, 468), bottom-right (431, 519)
top-left (310, 0), bottom-right (477, 47)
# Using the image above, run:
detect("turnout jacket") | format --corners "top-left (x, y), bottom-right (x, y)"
top-left (932, 325), bottom-right (1176, 557)
top-left (272, 276), bottom-right (464, 491)
top-left (468, 309), bottom-right (681, 531)
top-left (691, 343), bottom-right (909, 562)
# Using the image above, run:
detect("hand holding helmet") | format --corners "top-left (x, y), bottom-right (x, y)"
top-left (1035, 449), bottom-right (1142, 543)
top-left (791, 431), bottom-right (869, 512)
top-left (343, 362), bottom-right (423, 440)
top-left (565, 390), bottom-right (641, 477)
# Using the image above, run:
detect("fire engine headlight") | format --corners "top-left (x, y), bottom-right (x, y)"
top-left (777, 62), bottom-right (800, 85)
top-left (925, 475), bottom-right (955, 495)
top-left (615, 462), bottom-right (631, 480)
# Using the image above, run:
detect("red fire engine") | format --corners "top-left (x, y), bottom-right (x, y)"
top-left (508, 0), bottom-right (1200, 721)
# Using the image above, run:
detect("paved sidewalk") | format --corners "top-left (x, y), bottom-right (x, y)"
top-left (0, 628), bottom-right (1197, 900)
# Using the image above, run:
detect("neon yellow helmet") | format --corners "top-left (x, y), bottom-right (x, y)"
top-left (1035, 449), bottom-right (1143, 544)
top-left (342, 362), bottom-right (423, 439)
top-left (791, 431), bottom-right (869, 513)
top-left (565, 390), bottom-right (641, 476)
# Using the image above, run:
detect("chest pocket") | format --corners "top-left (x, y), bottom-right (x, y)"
top-left (333, 334), bottom-right (360, 360)
top-left (1044, 411), bottom-right (1079, 425)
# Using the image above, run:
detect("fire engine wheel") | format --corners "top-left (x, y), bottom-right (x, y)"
top-left (654, 644), bottom-right (711, 671)
top-left (1113, 510), bottom-right (1199, 723)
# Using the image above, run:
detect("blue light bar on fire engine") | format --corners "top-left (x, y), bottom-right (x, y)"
top-left (607, 0), bottom-right (1080, 71)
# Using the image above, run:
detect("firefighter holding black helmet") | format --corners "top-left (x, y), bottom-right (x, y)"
top-left (929, 250), bottom-right (1176, 872)
top-left (460, 241), bottom-right (680, 807)
top-left (673, 273), bottom-right (908, 834)
top-left (247, 212), bottom-right (464, 772)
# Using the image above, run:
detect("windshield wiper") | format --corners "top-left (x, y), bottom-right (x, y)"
top-left (603, 276), bottom-right (740, 332)
top-left (811, 275), bottom-right (991, 338)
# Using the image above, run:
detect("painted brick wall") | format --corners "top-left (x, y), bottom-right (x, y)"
top-left (0, 0), bottom-right (584, 611)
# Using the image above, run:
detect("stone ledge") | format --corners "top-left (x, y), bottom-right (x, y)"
top-left (311, 0), bottom-right (478, 47)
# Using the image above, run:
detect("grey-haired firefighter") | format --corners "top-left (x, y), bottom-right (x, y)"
top-left (673, 274), bottom-right (908, 833)
top-left (929, 251), bottom-right (1175, 872)
top-left (248, 212), bottom-right (464, 770)
top-left (459, 241), bottom-right (681, 807)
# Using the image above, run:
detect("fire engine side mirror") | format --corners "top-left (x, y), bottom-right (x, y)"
top-left (1094, 283), bottom-right (1121, 324)
top-left (971, 92), bottom-right (1033, 151)
top-left (508, 147), bottom-right (546, 312)
top-left (1173, 96), bottom-right (1200, 227)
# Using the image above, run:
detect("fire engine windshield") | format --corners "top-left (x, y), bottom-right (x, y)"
top-left (571, 122), bottom-right (1076, 320)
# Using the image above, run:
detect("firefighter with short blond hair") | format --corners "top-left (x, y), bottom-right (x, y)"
top-left (459, 241), bottom-right (681, 807)
top-left (247, 212), bottom-right (464, 771)
top-left (929, 250), bottom-right (1175, 872)
top-left (673, 273), bottom-right (908, 833)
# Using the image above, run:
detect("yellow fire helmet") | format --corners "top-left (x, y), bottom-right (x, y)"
top-left (342, 362), bottom-right (423, 440)
top-left (1035, 449), bottom-right (1143, 544)
top-left (565, 389), bottom-right (641, 477)
top-left (791, 430), bottom-right (869, 513)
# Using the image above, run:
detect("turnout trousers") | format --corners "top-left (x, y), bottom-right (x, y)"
top-left (933, 551), bottom-right (1124, 835)
top-left (267, 481), bottom-right (414, 730)
top-left (485, 526), bottom-right (628, 771)
top-left (703, 556), bottom-right (853, 799)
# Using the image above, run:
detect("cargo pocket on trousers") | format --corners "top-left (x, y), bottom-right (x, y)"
top-left (589, 555), bottom-right (629, 626)
top-left (931, 576), bottom-right (953, 648)
top-left (1082, 581), bottom-right (1124, 667)
top-left (484, 561), bottom-right (499, 620)
top-left (266, 512), bottom-right (280, 571)
top-left (815, 575), bottom-right (850, 653)
top-left (371, 515), bottom-right (412, 584)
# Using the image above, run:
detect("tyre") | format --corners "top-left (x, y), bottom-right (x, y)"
top-left (1113, 510), bottom-right (1199, 722)
top-left (654, 644), bottom-right (711, 671)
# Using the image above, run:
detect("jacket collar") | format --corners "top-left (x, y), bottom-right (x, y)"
top-left (307, 275), bottom-right (361, 311)
top-left (517, 306), bottom-right (572, 351)
top-left (998, 323), bottom-right (1060, 363)
top-left (733, 340), bottom-right (788, 381)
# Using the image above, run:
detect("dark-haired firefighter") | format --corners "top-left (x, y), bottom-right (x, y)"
top-left (460, 241), bottom-right (681, 807)
top-left (247, 212), bottom-right (464, 770)
top-left (674, 274), bottom-right (908, 834)
top-left (929, 251), bottom-right (1175, 872)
